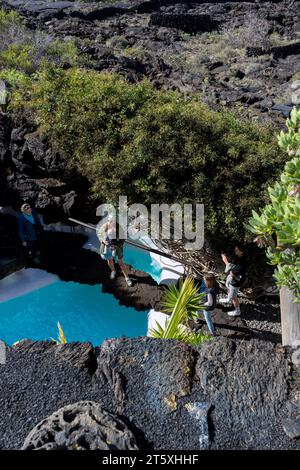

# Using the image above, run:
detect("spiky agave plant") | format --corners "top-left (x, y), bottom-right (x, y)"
top-left (150, 277), bottom-right (211, 346)
top-left (51, 321), bottom-right (67, 345)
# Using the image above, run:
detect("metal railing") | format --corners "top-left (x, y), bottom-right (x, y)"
top-left (68, 217), bottom-right (196, 275)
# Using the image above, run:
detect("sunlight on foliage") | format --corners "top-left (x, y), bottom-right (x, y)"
top-left (247, 107), bottom-right (300, 300)
top-left (150, 277), bottom-right (211, 346)
top-left (51, 322), bottom-right (68, 345)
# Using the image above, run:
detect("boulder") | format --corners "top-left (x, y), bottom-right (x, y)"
top-left (94, 337), bottom-right (195, 415)
top-left (195, 337), bottom-right (290, 449)
top-left (271, 42), bottom-right (300, 60)
top-left (0, 113), bottom-right (11, 164)
top-left (247, 43), bottom-right (300, 60)
top-left (150, 13), bottom-right (213, 34)
top-left (0, 214), bottom-right (24, 279)
top-left (290, 80), bottom-right (300, 105)
top-left (22, 401), bottom-right (139, 450)
top-left (283, 418), bottom-right (300, 439)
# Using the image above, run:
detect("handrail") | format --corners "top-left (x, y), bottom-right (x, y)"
top-left (68, 217), bottom-right (195, 268)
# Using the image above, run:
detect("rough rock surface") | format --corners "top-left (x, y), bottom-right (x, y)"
top-left (0, 336), bottom-right (299, 450)
top-left (194, 337), bottom-right (292, 449)
top-left (2, 0), bottom-right (300, 125)
top-left (22, 401), bottom-right (139, 450)
top-left (13, 339), bottom-right (97, 373)
top-left (0, 213), bottom-right (24, 279)
top-left (0, 112), bottom-right (92, 223)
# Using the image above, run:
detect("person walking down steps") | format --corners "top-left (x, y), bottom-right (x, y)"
top-left (96, 216), bottom-right (133, 287)
top-left (17, 202), bottom-right (43, 264)
top-left (219, 243), bottom-right (248, 317)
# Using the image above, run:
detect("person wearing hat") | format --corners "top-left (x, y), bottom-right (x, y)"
top-left (17, 203), bottom-right (43, 264)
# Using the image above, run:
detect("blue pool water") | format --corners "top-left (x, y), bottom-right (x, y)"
top-left (123, 244), bottom-right (162, 284)
top-left (0, 245), bottom-right (162, 346)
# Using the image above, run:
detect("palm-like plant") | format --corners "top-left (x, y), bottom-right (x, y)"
top-left (150, 277), bottom-right (211, 346)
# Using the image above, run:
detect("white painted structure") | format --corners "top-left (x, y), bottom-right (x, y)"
top-left (0, 268), bottom-right (58, 303)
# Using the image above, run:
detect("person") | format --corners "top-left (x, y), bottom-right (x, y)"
top-left (200, 274), bottom-right (218, 336)
top-left (219, 243), bottom-right (248, 317)
top-left (17, 202), bottom-right (43, 264)
top-left (97, 216), bottom-right (133, 287)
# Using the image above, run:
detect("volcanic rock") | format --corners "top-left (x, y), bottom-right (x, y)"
top-left (22, 401), bottom-right (139, 450)
top-left (0, 336), bottom-right (299, 449)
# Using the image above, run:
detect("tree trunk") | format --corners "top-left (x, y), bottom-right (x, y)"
top-left (280, 286), bottom-right (300, 347)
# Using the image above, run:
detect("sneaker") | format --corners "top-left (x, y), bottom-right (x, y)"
top-left (227, 310), bottom-right (241, 317)
top-left (218, 297), bottom-right (230, 304)
top-left (125, 277), bottom-right (133, 287)
top-left (110, 271), bottom-right (116, 280)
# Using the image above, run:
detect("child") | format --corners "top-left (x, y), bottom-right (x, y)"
top-left (201, 274), bottom-right (218, 336)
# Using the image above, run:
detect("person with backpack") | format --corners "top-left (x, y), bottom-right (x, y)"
top-left (96, 216), bottom-right (133, 287)
top-left (219, 243), bottom-right (248, 317)
top-left (17, 202), bottom-right (43, 264)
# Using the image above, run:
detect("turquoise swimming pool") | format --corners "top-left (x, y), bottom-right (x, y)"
top-left (0, 245), bottom-right (162, 346)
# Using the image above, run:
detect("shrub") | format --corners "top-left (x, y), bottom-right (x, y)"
top-left (0, 8), bottom-right (23, 31)
top-left (25, 65), bottom-right (286, 241)
top-left (0, 8), bottom-right (79, 75)
top-left (0, 68), bottom-right (31, 109)
top-left (220, 12), bottom-right (271, 51)
top-left (0, 44), bottom-right (35, 74)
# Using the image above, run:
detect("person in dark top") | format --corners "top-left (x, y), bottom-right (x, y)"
top-left (202, 273), bottom-right (219, 335)
top-left (17, 202), bottom-right (43, 264)
top-left (219, 243), bottom-right (248, 317)
top-left (197, 273), bottom-right (219, 336)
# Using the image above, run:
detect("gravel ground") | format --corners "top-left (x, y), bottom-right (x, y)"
top-left (240, 298), bottom-right (282, 344)
top-left (218, 297), bottom-right (282, 344)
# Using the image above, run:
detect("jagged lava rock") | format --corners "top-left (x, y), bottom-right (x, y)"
top-left (22, 401), bottom-right (139, 450)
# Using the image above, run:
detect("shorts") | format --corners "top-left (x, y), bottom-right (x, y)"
top-left (100, 242), bottom-right (124, 260)
top-left (226, 275), bottom-right (239, 301)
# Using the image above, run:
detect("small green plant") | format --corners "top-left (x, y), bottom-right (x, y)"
top-left (0, 8), bottom-right (80, 76)
top-left (0, 69), bottom-right (31, 109)
top-left (247, 107), bottom-right (300, 300)
top-left (0, 44), bottom-right (35, 73)
top-left (0, 8), bottom-right (24, 29)
top-left (150, 277), bottom-right (211, 346)
top-left (51, 321), bottom-right (68, 344)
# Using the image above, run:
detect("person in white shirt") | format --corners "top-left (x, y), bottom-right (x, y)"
top-left (97, 216), bottom-right (132, 287)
